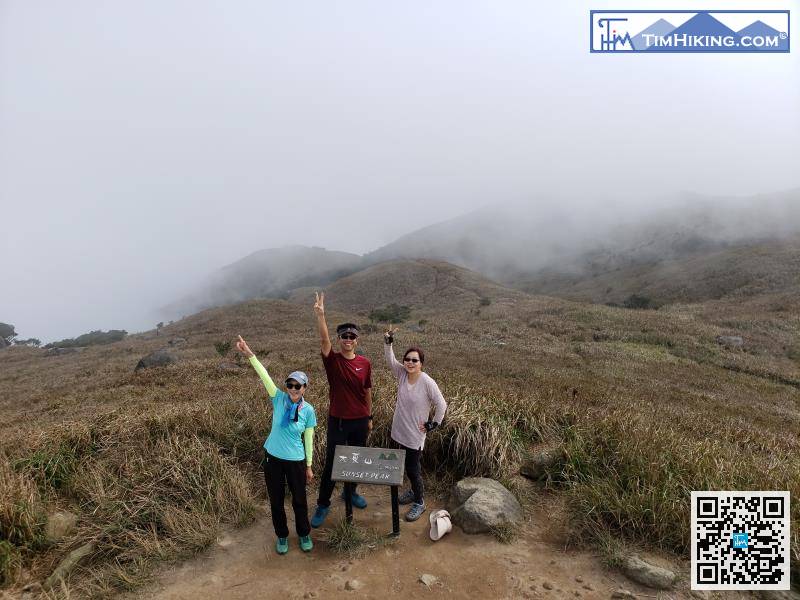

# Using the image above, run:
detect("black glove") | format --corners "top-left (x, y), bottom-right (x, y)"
top-left (384, 333), bottom-right (393, 345)
top-left (423, 420), bottom-right (439, 432)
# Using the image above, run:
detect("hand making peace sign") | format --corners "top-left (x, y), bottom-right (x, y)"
top-left (313, 291), bottom-right (325, 316)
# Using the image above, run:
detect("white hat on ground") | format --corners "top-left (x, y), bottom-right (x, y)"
top-left (429, 509), bottom-right (452, 541)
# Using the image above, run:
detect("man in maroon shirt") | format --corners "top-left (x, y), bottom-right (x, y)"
top-left (310, 292), bottom-right (373, 528)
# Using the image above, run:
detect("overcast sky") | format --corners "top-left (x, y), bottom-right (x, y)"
top-left (1, 0), bottom-right (798, 343)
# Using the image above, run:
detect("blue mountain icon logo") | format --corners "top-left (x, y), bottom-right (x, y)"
top-left (737, 20), bottom-right (788, 51)
top-left (632, 18), bottom-right (676, 50)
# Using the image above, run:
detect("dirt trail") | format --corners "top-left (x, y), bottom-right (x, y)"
top-left (135, 486), bottom-right (699, 600)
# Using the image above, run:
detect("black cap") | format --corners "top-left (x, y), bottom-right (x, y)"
top-left (336, 323), bottom-right (360, 336)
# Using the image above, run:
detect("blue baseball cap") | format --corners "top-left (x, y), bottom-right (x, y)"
top-left (285, 371), bottom-right (309, 386)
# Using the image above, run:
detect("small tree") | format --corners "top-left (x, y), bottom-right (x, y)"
top-left (214, 341), bottom-right (231, 357)
top-left (0, 323), bottom-right (16, 345)
top-left (156, 322), bottom-right (164, 336)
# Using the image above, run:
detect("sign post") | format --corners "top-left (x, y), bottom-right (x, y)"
top-left (331, 445), bottom-right (406, 536)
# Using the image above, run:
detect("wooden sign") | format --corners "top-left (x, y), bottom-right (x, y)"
top-left (331, 445), bottom-right (406, 487)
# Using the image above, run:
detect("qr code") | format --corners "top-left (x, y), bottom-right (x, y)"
top-left (691, 491), bottom-right (790, 590)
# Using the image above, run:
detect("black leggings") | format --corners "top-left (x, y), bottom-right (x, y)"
top-left (316, 415), bottom-right (370, 508)
top-left (399, 443), bottom-right (424, 504)
top-left (263, 451), bottom-right (309, 538)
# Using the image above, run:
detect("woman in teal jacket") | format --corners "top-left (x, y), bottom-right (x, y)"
top-left (236, 335), bottom-right (317, 555)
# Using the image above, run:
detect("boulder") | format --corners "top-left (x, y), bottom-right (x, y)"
top-left (520, 448), bottom-right (564, 480)
top-left (44, 542), bottom-right (96, 590)
top-left (621, 555), bottom-right (676, 590)
top-left (45, 511), bottom-right (78, 543)
top-left (168, 337), bottom-right (187, 346)
top-left (217, 362), bottom-right (243, 372)
top-left (448, 478), bottom-right (522, 534)
top-left (715, 335), bottom-right (744, 348)
top-left (134, 349), bottom-right (176, 372)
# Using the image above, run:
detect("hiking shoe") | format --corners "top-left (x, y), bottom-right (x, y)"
top-left (276, 537), bottom-right (289, 554)
top-left (310, 505), bottom-right (330, 528)
top-left (405, 502), bottom-right (426, 522)
top-left (341, 490), bottom-right (368, 509)
top-left (299, 535), bottom-right (313, 552)
top-left (398, 490), bottom-right (415, 505)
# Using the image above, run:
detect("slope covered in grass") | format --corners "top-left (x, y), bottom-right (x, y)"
top-left (1, 265), bottom-right (798, 596)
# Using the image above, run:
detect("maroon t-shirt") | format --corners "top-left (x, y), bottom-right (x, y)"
top-left (321, 350), bottom-right (372, 418)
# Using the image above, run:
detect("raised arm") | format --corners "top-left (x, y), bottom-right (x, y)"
top-left (237, 335), bottom-right (278, 398)
top-left (383, 326), bottom-right (404, 379)
top-left (314, 292), bottom-right (332, 358)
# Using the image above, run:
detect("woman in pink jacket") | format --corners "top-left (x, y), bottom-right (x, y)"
top-left (383, 326), bottom-right (447, 521)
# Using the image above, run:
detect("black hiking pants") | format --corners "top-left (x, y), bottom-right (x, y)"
top-left (316, 415), bottom-right (370, 507)
top-left (399, 443), bottom-right (424, 504)
top-left (263, 450), bottom-right (310, 538)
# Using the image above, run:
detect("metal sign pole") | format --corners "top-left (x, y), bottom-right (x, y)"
top-left (390, 485), bottom-right (400, 536)
top-left (344, 482), bottom-right (353, 524)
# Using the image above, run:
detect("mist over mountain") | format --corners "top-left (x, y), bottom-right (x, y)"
top-left (163, 246), bottom-right (364, 319)
top-left (163, 189), bottom-right (800, 317)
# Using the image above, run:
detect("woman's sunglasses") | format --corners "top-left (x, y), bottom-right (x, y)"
top-left (285, 382), bottom-right (304, 390)
top-left (403, 357), bottom-right (420, 363)
top-left (339, 333), bottom-right (358, 340)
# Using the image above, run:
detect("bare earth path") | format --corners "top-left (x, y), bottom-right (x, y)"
top-left (133, 486), bottom-right (710, 600)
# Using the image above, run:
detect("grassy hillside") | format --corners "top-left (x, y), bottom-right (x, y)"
top-left (1, 263), bottom-right (798, 596)
top-left (513, 234), bottom-right (800, 307)
top-left (289, 259), bottom-right (526, 314)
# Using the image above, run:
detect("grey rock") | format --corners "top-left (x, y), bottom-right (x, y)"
top-left (134, 348), bottom-right (176, 371)
top-left (405, 323), bottom-right (424, 333)
top-left (542, 581), bottom-right (554, 590)
top-left (344, 580), bottom-right (362, 591)
top-left (610, 591), bottom-right (636, 599)
top-left (419, 573), bottom-right (438, 586)
top-left (44, 347), bottom-right (82, 356)
top-left (716, 335), bottom-right (744, 348)
top-left (167, 337), bottom-right (187, 346)
top-left (520, 448), bottom-right (564, 480)
top-left (45, 510), bottom-right (78, 543)
top-left (217, 362), bottom-right (243, 371)
top-left (44, 542), bottom-right (96, 590)
top-left (621, 555), bottom-right (676, 590)
top-left (449, 478), bottom-right (522, 534)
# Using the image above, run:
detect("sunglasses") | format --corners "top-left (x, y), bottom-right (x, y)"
top-left (285, 382), bottom-right (304, 390)
top-left (339, 333), bottom-right (358, 340)
top-left (403, 357), bottom-right (420, 363)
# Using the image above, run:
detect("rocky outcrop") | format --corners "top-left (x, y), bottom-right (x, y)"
top-left (134, 349), bottom-right (177, 372)
top-left (621, 555), bottom-right (677, 590)
top-left (448, 478), bottom-right (522, 534)
top-left (716, 335), bottom-right (744, 348)
top-left (44, 542), bottom-right (96, 590)
top-left (45, 510), bottom-right (78, 543)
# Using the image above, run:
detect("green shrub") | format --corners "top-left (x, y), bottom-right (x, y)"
top-left (44, 330), bottom-right (127, 349)
top-left (369, 304), bottom-right (411, 323)
top-left (479, 296), bottom-right (491, 307)
top-left (622, 294), bottom-right (656, 310)
top-left (214, 341), bottom-right (231, 356)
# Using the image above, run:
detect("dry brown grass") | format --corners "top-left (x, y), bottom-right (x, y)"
top-left (1, 286), bottom-right (798, 595)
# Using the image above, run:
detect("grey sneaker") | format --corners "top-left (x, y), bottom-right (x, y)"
top-left (398, 490), bottom-right (415, 505)
top-left (405, 502), bottom-right (426, 522)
